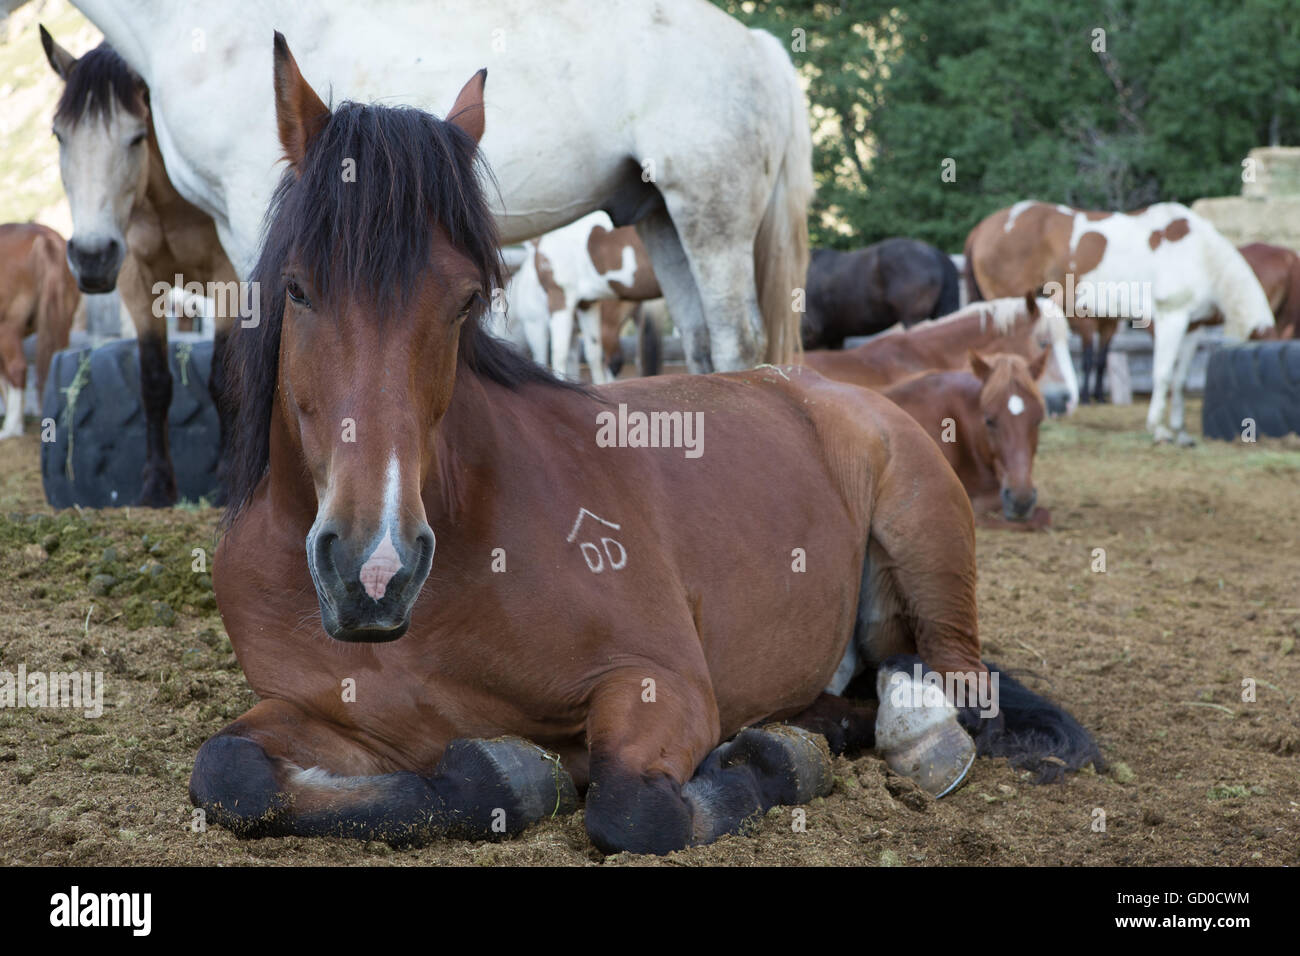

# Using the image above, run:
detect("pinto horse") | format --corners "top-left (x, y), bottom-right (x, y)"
top-left (802, 294), bottom-right (1079, 410)
top-left (189, 37), bottom-right (1101, 856)
top-left (42, 27), bottom-right (239, 506)
top-left (883, 353), bottom-right (1051, 530)
top-left (70, 0), bottom-right (811, 374)
top-left (964, 201), bottom-right (1274, 443)
top-left (802, 238), bottom-right (960, 350)
top-left (0, 223), bottom-right (80, 439)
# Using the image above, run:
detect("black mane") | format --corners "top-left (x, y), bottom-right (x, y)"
top-left (54, 42), bottom-right (145, 127)
top-left (222, 98), bottom-right (579, 524)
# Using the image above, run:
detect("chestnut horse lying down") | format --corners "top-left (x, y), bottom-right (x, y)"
top-left (883, 353), bottom-right (1051, 530)
top-left (802, 293), bottom-right (1078, 412)
top-left (190, 37), bottom-right (1101, 856)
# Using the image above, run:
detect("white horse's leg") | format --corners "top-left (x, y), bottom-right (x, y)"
top-left (549, 308), bottom-right (575, 380)
top-left (576, 303), bottom-right (609, 385)
top-left (522, 309), bottom-right (550, 367)
top-left (635, 209), bottom-right (711, 374)
top-left (0, 380), bottom-right (24, 439)
top-left (1146, 310), bottom-right (1189, 443)
top-left (1169, 326), bottom-right (1202, 446)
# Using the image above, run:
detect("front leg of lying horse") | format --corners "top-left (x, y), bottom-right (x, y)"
top-left (582, 670), bottom-right (834, 855)
top-left (190, 699), bottom-right (577, 846)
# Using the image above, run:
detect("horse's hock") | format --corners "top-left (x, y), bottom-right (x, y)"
top-left (1191, 147), bottom-right (1300, 250)
top-left (41, 339), bottom-right (221, 508)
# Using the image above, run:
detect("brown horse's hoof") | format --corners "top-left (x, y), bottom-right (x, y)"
top-left (875, 665), bottom-right (976, 798)
top-left (731, 725), bottom-right (834, 804)
top-left (441, 736), bottom-right (578, 826)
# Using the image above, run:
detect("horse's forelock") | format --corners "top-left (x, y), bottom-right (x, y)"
top-left (54, 43), bottom-right (145, 128)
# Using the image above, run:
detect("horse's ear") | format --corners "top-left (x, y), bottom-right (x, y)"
top-left (448, 69), bottom-right (487, 145)
top-left (969, 349), bottom-right (992, 380)
top-left (272, 32), bottom-right (330, 170)
top-left (40, 25), bottom-right (76, 80)
top-left (1024, 291), bottom-right (1040, 318)
top-left (1028, 347), bottom-right (1049, 381)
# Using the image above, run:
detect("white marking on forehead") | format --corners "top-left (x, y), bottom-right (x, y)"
top-left (1008, 394), bottom-right (1025, 416)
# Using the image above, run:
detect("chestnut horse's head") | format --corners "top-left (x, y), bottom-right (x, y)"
top-left (223, 34), bottom-right (559, 642)
top-left (969, 350), bottom-right (1047, 521)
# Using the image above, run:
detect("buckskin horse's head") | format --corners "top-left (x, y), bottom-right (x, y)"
top-left (969, 349), bottom-right (1047, 521)
top-left (228, 34), bottom-right (504, 642)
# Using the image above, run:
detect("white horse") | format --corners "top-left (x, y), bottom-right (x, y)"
top-left (70, 0), bottom-right (812, 373)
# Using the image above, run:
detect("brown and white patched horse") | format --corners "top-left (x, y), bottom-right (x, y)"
top-left (883, 353), bottom-right (1051, 530)
top-left (801, 293), bottom-right (1078, 408)
top-left (42, 27), bottom-right (239, 506)
top-left (0, 223), bottom-right (80, 439)
top-left (190, 35), bottom-right (1101, 856)
top-left (964, 201), bottom-right (1274, 443)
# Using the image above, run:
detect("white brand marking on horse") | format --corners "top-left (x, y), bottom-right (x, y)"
top-left (567, 508), bottom-right (626, 573)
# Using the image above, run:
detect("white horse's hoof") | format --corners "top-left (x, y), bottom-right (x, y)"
top-left (1175, 431), bottom-right (1196, 448)
top-left (1150, 425), bottom-right (1174, 444)
top-left (875, 664), bottom-right (976, 798)
top-left (0, 429), bottom-right (23, 441)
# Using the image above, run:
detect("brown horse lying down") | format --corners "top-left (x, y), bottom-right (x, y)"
top-left (800, 292), bottom-right (1078, 412)
top-left (0, 222), bottom-right (80, 439)
top-left (189, 36), bottom-right (1101, 856)
top-left (883, 353), bottom-right (1051, 530)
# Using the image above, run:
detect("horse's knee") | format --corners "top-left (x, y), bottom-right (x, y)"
top-left (584, 756), bottom-right (693, 856)
top-left (189, 733), bottom-right (289, 836)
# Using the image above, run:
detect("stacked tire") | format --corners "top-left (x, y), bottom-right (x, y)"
top-left (41, 339), bottom-right (220, 508)
top-left (1202, 341), bottom-right (1300, 441)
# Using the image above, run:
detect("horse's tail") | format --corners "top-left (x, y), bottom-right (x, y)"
top-left (934, 247), bottom-right (961, 318)
top-left (965, 662), bottom-right (1104, 783)
top-left (31, 230), bottom-right (78, 399)
top-left (962, 229), bottom-right (985, 303)
top-left (638, 303), bottom-right (662, 376)
top-left (752, 29), bottom-right (813, 365)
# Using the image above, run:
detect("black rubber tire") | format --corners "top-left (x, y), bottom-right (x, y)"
top-left (1201, 341), bottom-right (1300, 441)
top-left (40, 339), bottom-right (220, 508)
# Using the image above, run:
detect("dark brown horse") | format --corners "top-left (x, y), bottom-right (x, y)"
top-left (801, 238), bottom-right (960, 350)
top-left (190, 35), bottom-right (1100, 856)
top-left (0, 223), bottom-right (80, 439)
top-left (883, 353), bottom-right (1051, 530)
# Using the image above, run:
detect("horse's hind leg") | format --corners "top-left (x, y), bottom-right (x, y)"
top-left (1168, 326), bottom-right (1201, 446)
top-left (583, 667), bottom-right (833, 855)
top-left (190, 699), bottom-right (577, 846)
top-left (635, 208), bottom-right (712, 373)
top-left (208, 314), bottom-right (232, 505)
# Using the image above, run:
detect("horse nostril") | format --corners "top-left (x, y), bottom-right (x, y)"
top-left (312, 530), bottom-right (340, 581)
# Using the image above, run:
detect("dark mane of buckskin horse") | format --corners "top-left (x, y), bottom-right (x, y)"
top-left (222, 98), bottom-right (583, 524)
top-left (52, 41), bottom-right (146, 126)
top-left (802, 238), bottom-right (959, 350)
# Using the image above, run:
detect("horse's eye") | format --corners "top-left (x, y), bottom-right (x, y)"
top-left (129, 132), bottom-right (147, 147)
top-left (985, 417), bottom-right (997, 428)
top-left (458, 292), bottom-right (482, 318)
top-left (285, 279), bottom-right (310, 309)
top-left (52, 129), bottom-right (63, 144)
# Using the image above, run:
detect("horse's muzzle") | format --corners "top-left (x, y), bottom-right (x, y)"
top-left (1001, 487), bottom-right (1038, 521)
top-left (67, 237), bottom-right (123, 294)
top-left (307, 523), bottom-right (435, 642)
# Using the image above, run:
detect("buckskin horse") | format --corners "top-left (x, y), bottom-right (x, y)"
top-left (0, 223), bottom-right (80, 439)
top-left (964, 201), bottom-right (1274, 444)
top-left (41, 27), bottom-right (239, 505)
top-left (802, 294), bottom-right (1080, 412)
top-left (882, 353), bottom-right (1052, 530)
top-left (802, 238), bottom-right (960, 350)
top-left (70, 0), bottom-right (811, 374)
top-left (189, 37), bottom-right (1100, 856)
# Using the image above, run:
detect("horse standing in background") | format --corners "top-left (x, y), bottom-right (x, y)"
top-left (964, 201), bottom-right (1273, 443)
top-left (883, 352), bottom-right (1052, 530)
top-left (42, 27), bottom-right (239, 506)
top-left (1238, 242), bottom-right (1300, 339)
top-left (69, 0), bottom-right (811, 373)
top-left (0, 223), bottom-right (80, 439)
top-left (802, 238), bottom-right (960, 350)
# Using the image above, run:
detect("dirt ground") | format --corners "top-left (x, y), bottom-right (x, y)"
top-left (1, 398), bottom-right (1297, 866)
